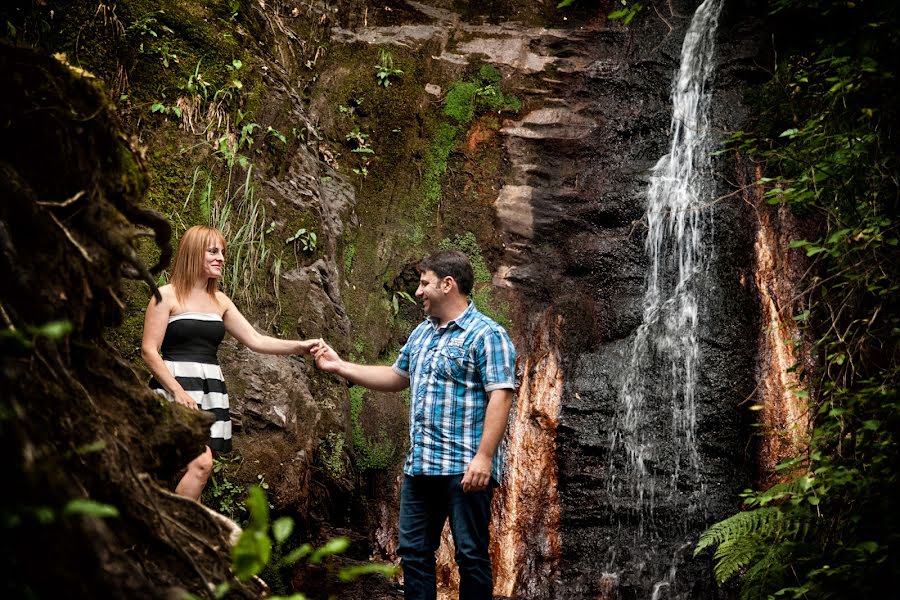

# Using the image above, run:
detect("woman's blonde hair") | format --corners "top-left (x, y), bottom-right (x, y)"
top-left (169, 225), bottom-right (226, 307)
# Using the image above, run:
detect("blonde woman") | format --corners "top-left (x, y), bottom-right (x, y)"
top-left (142, 225), bottom-right (319, 500)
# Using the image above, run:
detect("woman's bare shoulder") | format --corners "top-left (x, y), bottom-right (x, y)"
top-left (148, 284), bottom-right (177, 309)
top-left (214, 290), bottom-right (234, 311)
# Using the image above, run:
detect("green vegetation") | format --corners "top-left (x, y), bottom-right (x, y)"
top-left (374, 48), bottom-right (403, 87)
top-left (413, 65), bottom-right (520, 243)
top-left (349, 387), bottom-right (396, 473)
top-left (443, 65), bottom-right (520, 125)
top-left (557, 0), bottom-right (643, 24)
top-left (415, 122), bottom-right (460, 240)
top-left (440, 232), bottom-right (491, 283)
top-left (317, 432), bottom-right (348, 481)
top-left (203, 453), bottom-right (247, 520)
top-left (285, 227), bottom-right (317, 253)
top-left (695, 1), bottom-right (900, 597)
top-left (343, 243), bottom-right (357, 274)
top-left (218, 485), bottom-right (398, 599)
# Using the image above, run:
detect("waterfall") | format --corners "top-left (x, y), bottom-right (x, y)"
top-left (606, 0), bottom-right (726, 594)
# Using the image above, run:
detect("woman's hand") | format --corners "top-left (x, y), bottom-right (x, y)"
top-left (296, 338), bottom-right (322, 356)
top-left (173, 389), bottom-right (199, 410)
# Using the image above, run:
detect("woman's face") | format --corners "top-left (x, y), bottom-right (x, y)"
top-left (203, 240), bottom-right (225, 280)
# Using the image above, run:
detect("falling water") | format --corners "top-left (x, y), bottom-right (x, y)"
top-left (607, 0), bottom-right (726, 594)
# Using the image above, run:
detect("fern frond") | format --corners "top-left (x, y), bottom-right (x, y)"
top-left (713, 535), bottom-right (767, 584)
top-left (695, 507), bottom-right (782, 557)
top-left (697, 506), bottom-right (815, 587)
top-left (740, 544), bottom-right (791, 600)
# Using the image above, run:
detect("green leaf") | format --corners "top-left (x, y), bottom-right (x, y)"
top-left (779, 128), bottom-right (799, 138)
top-left (280, 543), bottom-right (312, 566)
top-left (272, 517), bottom-right (294, 543)
top-left (232, 529), bottom-right (271, 580)
top-left (310, 536), bottom-right (349, 564)
top-left (338, 562), bottom-right (399, 582)
top-left (64, 499), bottom-right (119, 518)
top-left (246, 485), bottom-right (270, 529)
top-left (826, 228), bottom-right (852, 245)
top-left (75, 440), bottom-right (107, 454)
top-left (34, 320), bottom-right (72, 339)
top-left (557, 0), bottom-right (575, 7)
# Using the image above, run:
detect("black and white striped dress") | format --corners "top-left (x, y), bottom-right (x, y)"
top-left (149, 311), bottom-right (231, 452)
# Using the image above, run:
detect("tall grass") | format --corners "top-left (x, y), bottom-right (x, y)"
top-left (185, 160), bottom-right (270, 310)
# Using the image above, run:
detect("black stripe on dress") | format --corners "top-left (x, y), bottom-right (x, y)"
top-left (209, 438), bottom-right (232, 452)
top-left (149, 377), bottom-right (227, 395)
top-left (174, 376), bottom-right (227, 394)
top-left (161, 352), bottom-right (221, 365)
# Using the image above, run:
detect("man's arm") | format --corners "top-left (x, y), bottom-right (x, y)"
top-left (461, 388), bottom-right (514, 492)
top-left (313, 340), bottom-right (409, 392)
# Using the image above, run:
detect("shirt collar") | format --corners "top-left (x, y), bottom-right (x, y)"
top-left (428, 302), bottom-right (476, 331)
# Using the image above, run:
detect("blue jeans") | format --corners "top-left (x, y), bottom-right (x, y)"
top-left (398, 474), bottom-right (494, 600)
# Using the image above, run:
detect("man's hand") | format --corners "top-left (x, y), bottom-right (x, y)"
top-left (461, 453), bottom-right (492, 493)
top-left (313, 340), bottom-right (343, 374)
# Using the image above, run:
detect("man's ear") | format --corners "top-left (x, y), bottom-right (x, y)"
top-left (442, 276), bottom-right (456, 293)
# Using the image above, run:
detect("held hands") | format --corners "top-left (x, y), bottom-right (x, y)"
top-left (461, 453), bottom-right (492, 493)
top-left (311, 340), bottom-right (343, 374)
top-left (297, 338), bottom-right (323, 356)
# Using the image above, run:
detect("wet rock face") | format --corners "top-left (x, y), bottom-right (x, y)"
top-left (489, 1), bottom-right (769, 598)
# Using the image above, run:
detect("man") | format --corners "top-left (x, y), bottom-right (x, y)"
top-left (313, 250), bottom-right (516, 600)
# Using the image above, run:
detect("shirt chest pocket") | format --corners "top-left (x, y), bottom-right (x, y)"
top-left (436, 344), bottom-right (471, 381)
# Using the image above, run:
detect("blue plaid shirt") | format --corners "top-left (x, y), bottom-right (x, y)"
top-left (392, 303), bottom-right (516, 481)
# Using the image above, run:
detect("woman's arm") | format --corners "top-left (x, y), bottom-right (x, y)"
top-left (220, 293), bottom-right (318, 355)
top-left (140, 287), bottom-right (198, 410)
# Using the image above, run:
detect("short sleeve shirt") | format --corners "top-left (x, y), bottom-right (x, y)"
top-left (393, 303), bottom-right (516, 481)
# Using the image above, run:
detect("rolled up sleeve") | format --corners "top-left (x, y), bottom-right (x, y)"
top-left (478, 327), bottom-right (516, 392)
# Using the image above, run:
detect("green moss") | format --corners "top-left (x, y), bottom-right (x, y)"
top-left (472, 287), bottom-right (511, 330)
top-left (478, 64), bottom-right (502, 84)
top-left (349, 386), bottom-right (396, 472)
top-left (442, 66), bottom-right (520, 126)
top-left (413, 122), bottom-right (460, 244)
top-left (444, 81), bottom-right (481, 124)
top-left (317, 431), bottom-right (347, 481)
top-left (146, 143), bottom-right (204, 229)
top-left (439, 231), bottom-right (490, 283)
top-left (343, 243), bottom-right (356, 274)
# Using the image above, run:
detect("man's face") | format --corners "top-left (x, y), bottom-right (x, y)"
top-left (415, 269), bottom-right (446, 317)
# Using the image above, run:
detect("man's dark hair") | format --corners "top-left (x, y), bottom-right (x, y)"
top-left (418, 251), bottom-right (475, 295)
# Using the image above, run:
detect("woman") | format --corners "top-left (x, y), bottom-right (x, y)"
top-left (142, 225), bottom-right (319, 500)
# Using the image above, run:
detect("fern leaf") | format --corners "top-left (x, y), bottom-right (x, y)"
top-left (695, 507), bottom-right (782, 556)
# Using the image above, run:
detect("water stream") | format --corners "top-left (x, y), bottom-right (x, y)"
top-left (607, 0), bottom-right (726, 594)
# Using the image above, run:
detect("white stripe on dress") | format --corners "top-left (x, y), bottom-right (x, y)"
top-left (163, 360), bottom-right (225, 381)
top-left (168, 311), bottom-right (223, 323)
top-left (210, 420), bottom-right (232, 440)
